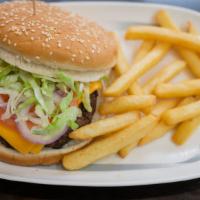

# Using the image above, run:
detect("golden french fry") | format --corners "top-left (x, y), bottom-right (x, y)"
top-left (118, 122), bottom-right (157, 158)
top-left (155, 79), bottom-right (200, 98)
top-left (119, 99), bottom-right (179, 156)
top-left (177, 49), bottom-right (200, 77)
top-left (178, 96), bottom-right (196, 106)
top-left (114, 33), bottom-right (130, 75)
top-left (139, 122), bottom-right (174, 145)
top-left (129, 41), bottom-right (154, 95)
top-left (143, 60), bottom-right (186, 94)
top-left (140, 97), bottom-right (195, 145)
top-left (125, 26), bottom-right (200, 53)
top-left (143, 99), bottom-right (179, 115)
top-left (155, 10), bottom-right (179, 31)
top-left (172, 115), bottom-right (200, 145)
top-left (63, 115), bottom-right (158, 170)
top-left (99, 95), bottom-right (156, 115)
top-left (113, 33), bottom-right (143, 95)
top-left (150, 99), bottom-right (179, 117)
top-left (162, 99), bottom-right (200, 125)
top-left (118, 141), bottom-right (138, 158)
top-left (155, 10), bottom-right (200, 77)
top-left (104, 43), bottom-right (170, 96)
top-left (69, 112), bottom-right (139, 140)
top-left (187, 21), bottom-right (199, 35)
top-left (128, 82), bottom-right (143, 95)
top-left (133, 41), bottom-right (155, 64)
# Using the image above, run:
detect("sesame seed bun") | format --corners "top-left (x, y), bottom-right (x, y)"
top-left (0, 1), bottom-right (117, 81)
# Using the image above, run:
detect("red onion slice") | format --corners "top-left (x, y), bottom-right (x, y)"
top-left (53, 92), bottom-right (62, 105)
top-left (0, 103), bottom-right (7, 108)
top-left (16, 121), bottom-right (68, 145)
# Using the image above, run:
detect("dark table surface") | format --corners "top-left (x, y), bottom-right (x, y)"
top-left (1, 0), bottom-right (200, 199)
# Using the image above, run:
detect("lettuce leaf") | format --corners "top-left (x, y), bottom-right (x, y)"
top-left (32, 106), bottom-right (80, 135)
top-left (60, 91), bottom-right (73, 112)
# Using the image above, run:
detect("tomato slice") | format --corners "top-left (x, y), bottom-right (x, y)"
top-left (0, 94), bottom-right (9, 102)
top-left (0, 108), bottom-right (18, 131)
top-left (70, 98), bottom-right (80, 106)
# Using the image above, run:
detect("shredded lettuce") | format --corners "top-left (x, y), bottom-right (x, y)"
top-left (56, 82), bottom-right (67, 93)
top-left (17, 97), bottom-right (35, 113)
top-left (57, 72), bottom-right (76, 91)
top-left (29, 78), bottom-right (48, 113)
top-left (41, 80), bottom-right (55, 97)
top-left (0, 59), bottom-right (94, 137)
top-left (32, 106), bottom-right (80, 135)
top-left (60, 91), bottom-right (73, 112)
top-left (35, 105), bottom-right (49, 127)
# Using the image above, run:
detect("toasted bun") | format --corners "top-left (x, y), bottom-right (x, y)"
top-left (0, 1), bottom-right (117, 77)
top-left (0, 47), bottom-right (110, 82)
top-left (0, 140), bottom-right (90, 166)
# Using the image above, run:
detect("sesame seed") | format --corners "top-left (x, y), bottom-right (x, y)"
top-left (2, 37), bottom-right (7, 42)
top-left (57, 41), bottom-right (62, 48)
top-left (86, 56), bottom-right (90, 60)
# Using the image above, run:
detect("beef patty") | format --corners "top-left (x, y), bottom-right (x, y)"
top-left (0, 91), bottom-right (98, 149)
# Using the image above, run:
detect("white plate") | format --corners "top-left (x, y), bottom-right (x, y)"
top-left (1, 1), bottom-right (200, 187)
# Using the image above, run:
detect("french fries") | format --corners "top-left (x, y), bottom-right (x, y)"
top-left (129, 41), bottom-right (154, 95)
top-left (155, 10), bottom-right (179, 31)
top-left (99, 95), bottom-right (156, 115)
top-left (140, 97), bottom-right (195, 145)
top-left (139, 122), bottom-right (174, 145)
top-left (155, 10), bottom-right (200, 77)
top-left (114, 34), bottom-right (143, 95)
top-left (128, 82), bottom-right (143, 95)
top-left (162, 99), bottom-right (200, 125)
top-left (118, 122), bottom-right (157, 158)
top-left (155, 79), bottom-right (200, 98)
top-left (178, 96), bottom-right (196, 106)
top-left (114, 33), bottom-right (130, 75)
top-left (188, 21), bottom-right (199, 35)
top-left (172, 115), bottom-right (200, 145)
top-left (118, 141), bottom-right (138, 158)
top-left (133, 41), bottom-right (155, 64)
top-left (118, 99), bottom-right (179, 157)
top-left (69, 112), bottom-right (139, 140)
top-left (143, 60), bottom-right (186, 94)
top-left (104, 43), bottom-right (170, 96)
top-left (177, 49), bottom-right (200, 77)
top-left (125, 26), bottom-right (200, 53)
top-left (150, 99), bottom-right (179, 117)
top-left (61, 9), bottom-right (200, 171)
top-left (63, 115), bottom-right (158, 170)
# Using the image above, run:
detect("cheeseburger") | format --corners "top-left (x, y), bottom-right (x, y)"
top-left (0, 1), bottom-right (117, 165)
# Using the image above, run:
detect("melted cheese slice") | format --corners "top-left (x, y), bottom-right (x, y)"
top-left (0, 123), bottom-right (43, 154)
